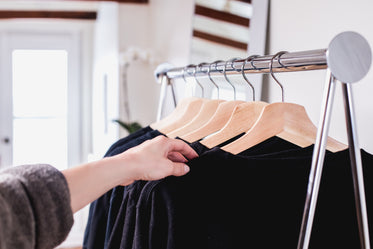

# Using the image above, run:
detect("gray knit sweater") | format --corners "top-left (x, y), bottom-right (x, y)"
top-left (0, 164), bottom-right (74, 249)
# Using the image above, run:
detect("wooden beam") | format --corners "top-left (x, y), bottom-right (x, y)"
top-left (36, 0), bottom-right (148, 3)
top-left (234, 0), bottom-right (252, 3)
top-left (194, 4), bottom-right (250, 27)
top-left (0, 10), bottom-right (97, 20)
top-left (193, 30), bottom-right (248, 50)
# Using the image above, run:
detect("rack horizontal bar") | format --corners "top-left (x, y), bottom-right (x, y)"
top-left (165, 49), bottom-right (327, 79)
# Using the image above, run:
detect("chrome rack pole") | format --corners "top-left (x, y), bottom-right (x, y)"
top-left (341, 82), bottom-right (371, 249)
top-left (165, 49), bottom-right (328, 79)
top-left (297, 69), bottom-right (337, 249)
top-left (155, 74), bottom-right (169, 121)
top-left (155, 74), bottom-right (177, 121)
top-left (297, 31), bottom-right (372, 249)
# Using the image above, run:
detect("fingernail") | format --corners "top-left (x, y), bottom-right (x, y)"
top-left (184, 165), bottom-right (190, 173)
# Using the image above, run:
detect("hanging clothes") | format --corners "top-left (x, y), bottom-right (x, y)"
top-left (83, 126), bottom-right (163, 249)
top-left (88, 135), bottom-right (373, 249)
top-left (83, 129), bottom-right (373, 249)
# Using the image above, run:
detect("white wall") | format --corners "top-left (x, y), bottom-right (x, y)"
top-left (266, 0), bottom-right (373, 153)
top-left (91, 2), bottom-right (120, 158)
top-left (117, 0), bottom-right (195, 129)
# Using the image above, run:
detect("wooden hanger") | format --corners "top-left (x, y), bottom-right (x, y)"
top-left (200, 101), bottom-right (269, 148)
top-left (166, 99), bottom-right (225, 138)
top-left (151, 97), bottom-right (206, 134)
top-left (196, 56), bottom-right (271, 147)
top-left (221, 102), bottom-right (347, 154)
top-left (221, 52), bottom-right (347, 154)
top-left (181, 100), bottom-right (245, 143)
top-left (151, 64), bottom-right (208, 134)
top-left (165, 61), bottom-right (231, 138)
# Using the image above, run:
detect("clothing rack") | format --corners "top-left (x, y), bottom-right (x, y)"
top-left (155, 31), bottom-right (372, 249)
top-left (164, 49), bottom-right (327, 78)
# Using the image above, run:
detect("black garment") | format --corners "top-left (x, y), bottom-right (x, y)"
top-left (105, 137), bottom-right (215, 249)
top-left (83, 127), bottom-right (163, 249)
top-left (104, 126), bottom-right (153, 157)
top-left (132, 146), bottom-right (373, 249)
top-left (115, 136), bottom-right (301, 249)
top-left (100, 136), bottom-right (301, 249)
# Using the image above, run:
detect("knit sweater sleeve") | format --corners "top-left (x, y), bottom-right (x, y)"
top-left (0, 164), bottom-right (74, 249)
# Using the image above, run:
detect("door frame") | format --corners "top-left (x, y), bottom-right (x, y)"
top-left (0, 28), bottom-right (83, 168)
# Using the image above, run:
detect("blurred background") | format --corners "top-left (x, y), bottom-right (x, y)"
top-left (0, 0), bottom-right (373, 247)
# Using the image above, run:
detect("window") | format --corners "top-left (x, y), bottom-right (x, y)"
top-left (0, 30), bottom-right (86, 169)
top-left (12, 50), bottom-right (69, 169)
top-left (0, 26), bottom-right (93, 247)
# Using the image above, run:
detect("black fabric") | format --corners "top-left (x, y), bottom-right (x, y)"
top-left (105, 137), bottom-right (213, 249)
top-left (84, 130), bottom-right (373, 249)
top-left (86, 135), bottom-right (303, 249)
top-left (83, 127), bottom-right (162, 249)
top-left (116, 136), bottom-right (302, 249)
top-left (105, 130), bottom-right (165, 247)
top-left (104, 126), bottom-right (153, 157)
top-left (132, 146), bottom-right (373, 249)
top-left (184, 132), bottom-right (246, 155)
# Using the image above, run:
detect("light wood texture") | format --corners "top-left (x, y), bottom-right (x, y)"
top-left (200, 101), bottom-right (268, 148)
top-left (150, 97), bottom-right (205, 134)
top-left (221, 102), bottom-right (347, 154)
top-left (181, 100), bottom-right (245, 143)
top-left (166, 99), bottom-right (225, 138)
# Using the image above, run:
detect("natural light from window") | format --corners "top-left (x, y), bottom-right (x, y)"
top-left (12, 50), bottom-right (69, 170)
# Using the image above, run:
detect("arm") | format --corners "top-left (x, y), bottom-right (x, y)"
top-left (62, 136), bottom-right (198, 213)
top-left (0, 164), bottom-right (74, 249)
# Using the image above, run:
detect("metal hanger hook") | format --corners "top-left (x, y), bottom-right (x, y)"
top-left (269, 51), bottom-right (288, 102)
top-left (182, 64), bottom-right (196, 83)
top-left (223, 57), bottom-right (241, 100)
top-left (194, 63), bottom-right (207, 98)
top-left (209, 60), bottom-right (224, 99)
top-left (241, 55), bottom-right (260, 101)
top-left (182, 64), bottom-right (197, 96)
top-left (198, 62), bottom-right (215, 99)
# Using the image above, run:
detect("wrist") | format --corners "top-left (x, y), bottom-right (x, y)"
top-left (102, 153), bottom-right (139, 186)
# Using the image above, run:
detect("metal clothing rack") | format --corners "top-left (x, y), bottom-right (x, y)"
top-left (155, 31), bottom-right (372, 249)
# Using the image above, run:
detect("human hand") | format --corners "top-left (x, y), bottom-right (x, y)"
top-left (110, 136), bottom-right (199, 185)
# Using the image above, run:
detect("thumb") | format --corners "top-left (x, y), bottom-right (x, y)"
top-left (171, 162), bottom-right (190, 177)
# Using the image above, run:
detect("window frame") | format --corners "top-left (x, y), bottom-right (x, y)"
top-left (0, 22), bottom-right (92, 169)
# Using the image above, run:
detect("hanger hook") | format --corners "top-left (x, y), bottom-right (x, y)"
top-left (182, 64), bottom-right (196, 96)
top-left (194, 63), bottom-right (207, 98)
top-left (241, 55), bottom-right (260, 101)
top-left (208, 60), bottom-right (224, 99)
top-left (182, 64), bottom-right (196, 83)
top-left (269, 51), bottom-right (288, 102)
top-left (198, 62), bottom-right (216, 99)
top-left (223, 57), bottom-right (241, 100)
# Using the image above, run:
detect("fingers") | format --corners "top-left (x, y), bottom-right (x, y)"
top-left (171, 162), bottom-right (190, 176)
top-left (120, 136), bottom-right (198, 182)
top-left (162, 137), bottom-right (199, 160)
top-left (168, 152), bottom-right (188, 163)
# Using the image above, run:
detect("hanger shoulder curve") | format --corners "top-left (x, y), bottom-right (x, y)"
top-left (150, 97), bottom-right (200, 130)
top-left (200, 101), bottom-right (268, 148)
top-left (166, 99), bottom-right (225, 138)
top-left (181, 100), bottom-right (245, 143)
top-left (152, 98), bottom-right (206, 134)
top-left (275, 103), bottom-right (347, 152)
top-left (221, 103), bottom-right (303, 154)
top-left (221, 102), bottom-right (347, 155)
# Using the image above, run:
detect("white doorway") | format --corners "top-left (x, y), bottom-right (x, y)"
top-left (0, 26), bottom-right (93, 247)
top-left (0, 31), bottom-right (82, 169)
